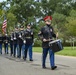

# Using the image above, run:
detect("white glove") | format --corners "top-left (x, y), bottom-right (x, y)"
top-left (23, 40), bottom-right (26, 44)
top-left (43, 39), bottom-right (47, 42)
top-left (32, 43), bottom-right (34, 46)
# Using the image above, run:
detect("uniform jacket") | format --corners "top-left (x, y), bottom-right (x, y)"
top-left (24, 28), bottom-right (34, 45)
top-left (38, 25), bottom-right (56, 48)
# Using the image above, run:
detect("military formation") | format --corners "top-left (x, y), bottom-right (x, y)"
top-left (0, 16), bottom-right (60, 70)
top-left (0, 24), bottom-right (34, 61)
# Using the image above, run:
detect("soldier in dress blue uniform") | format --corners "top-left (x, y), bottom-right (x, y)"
top-left (3, 33), bottom-right (9, 54)
top-left (9, 31), bottom-right (14, 56)
top-left (13, 27), bottom-right (19, 57)
top-left (23, 24), bottom-right (34, 61)
top-left (38, 16), bottom-right (57, 70)
top-left (17, 25), bottom-right (25, 58)
top-left (0, 32), bottom-right (3, 54)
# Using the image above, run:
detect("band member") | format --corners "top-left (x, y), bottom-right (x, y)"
top-left (17, 25), bottom-right (25, 58)
top-left (0, 32), bottom-right (3, 54)
top-left (23, 24), bottom-right (34, 61)
top-left (9, 31), bottom-right (14, 56)
top-left (13, 27), bottom-right (19, 57)
top-left (3, 33), bottom-right (9, 54)
top-left (38, 16), bottom-right (57, 70)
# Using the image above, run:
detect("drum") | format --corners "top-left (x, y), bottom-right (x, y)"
top-left (49, 39), bottom-right (63, 52)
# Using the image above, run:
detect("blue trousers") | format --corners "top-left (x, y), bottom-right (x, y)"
top-left (0, 44), bottom-right (2, 54)
top-left (4, 43), bottom-right (8, 54)
top-left (10, 43), bottom-right (13, 55)
top-left (42, 48), bottom-right (55, 67)
top-left (24, 44), bottom-right (33, 60)
top-left (13, 44), bottom-right (18, 57)
top-left (18, 44), bottom-right (25, 58)
top-left (21, 44), bottom-right (25, 57)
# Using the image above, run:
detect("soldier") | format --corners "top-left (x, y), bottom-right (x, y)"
top-left (13, 27), bottom-right (19, 57)
top-left (23, 24), bottom-right (34, 61)
top-left (9, 31), bottom-right (14, 56)
top-left (0, 32), bottom-right (3, 54)
top-left (38, 16), bottom-right (57, 70)
top-left (17, 25), bottom-right (25, 58)
top-left (3, 33), bottom-right (9, 54)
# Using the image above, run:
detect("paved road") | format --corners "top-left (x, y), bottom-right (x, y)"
top-left (0, 53), bottom-right (76, 75)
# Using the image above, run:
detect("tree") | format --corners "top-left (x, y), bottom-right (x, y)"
top-left (55, 2), bottom-right (72, 16)
top-left (8, 0), bottom-right (42, 24)
top-left (65, 9), bottom-right (76, 37)
top-left (41, 0), bottom-right (72, 16)
top-left (52, 12), bottom-right (66, 38)
top-left (71, 1), bottom-right (76, 10)
top-left (65, 9), bottom-right (76, 48)
top-left (7, 12), bottom-right (17, 33)
top-left (0, 9), bottom-right (4, 32)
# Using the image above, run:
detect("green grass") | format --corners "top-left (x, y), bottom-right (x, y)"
top-left (33, 47), bottom-right (42, 53)
top-left (33, 47), bottom-right (76, 57)
top-left (56, 47), bottom-right (76, 56)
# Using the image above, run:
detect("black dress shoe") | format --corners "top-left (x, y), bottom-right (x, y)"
top-left (42, 66), bottom-right (46, 69)
top-left (10, 54), bottom-right (12, 56)
top-left (23, 57), bottom-right (26, 61)
top-left (0, 52), bottom-right (2, 54)
top-left (7, 52), bottom-right (9, 54)
top-left (29, 59), bottom-right (33, 61)
top-left (13, 55), bottom-right (16, 57)
top-left (51, 66), bottom-right (57, 70)
top-left (17, 56), bottom-right (19, 58)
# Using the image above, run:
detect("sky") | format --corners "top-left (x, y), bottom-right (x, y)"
top-left (0, 0), bottom-right (6, 2)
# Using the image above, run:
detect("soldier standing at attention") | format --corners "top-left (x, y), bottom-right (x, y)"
top-left (17, 25), bottom-right (25, 58)
top-left (0, 32), bottom-right (3, 54)
top-left (9, 31), bottom-right (14, 56)
top-left (13, 27), bottom-right (19, 57)
top-left (23, 24), bottom-right (34, 61)
top-left (38, 16), bottom-right (58, 70)
top-left (3, 33), bottom-right (9, 54)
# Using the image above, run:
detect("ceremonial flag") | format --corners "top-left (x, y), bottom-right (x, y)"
top-left (2, 15), bottom-right (7, 34)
